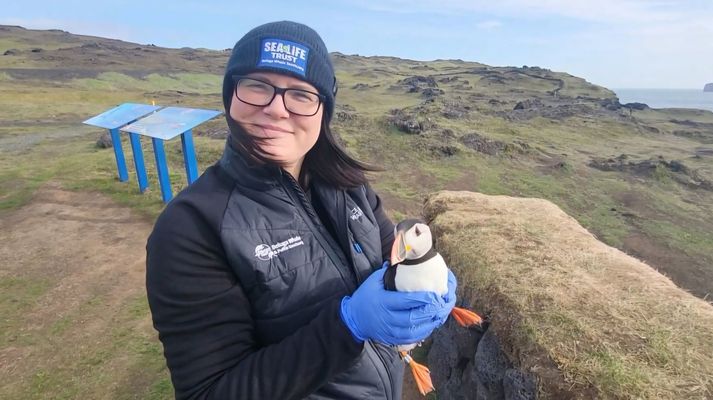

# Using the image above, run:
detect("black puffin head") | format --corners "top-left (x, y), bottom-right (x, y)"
top-left (390, 218), bottom-right (434, 266)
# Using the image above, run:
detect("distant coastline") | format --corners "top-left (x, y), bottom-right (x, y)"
top-left (614, 88), bottom-right (713, 112)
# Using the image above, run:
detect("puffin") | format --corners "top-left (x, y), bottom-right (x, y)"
top-left (384, 218), bottom-right (483, 396)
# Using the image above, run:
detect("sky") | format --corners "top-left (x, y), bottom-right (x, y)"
top-left (2, 0), bottom-right (712, 89)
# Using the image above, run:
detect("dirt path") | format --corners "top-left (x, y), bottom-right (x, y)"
top-left (0, 183), bottom-right (169, 399)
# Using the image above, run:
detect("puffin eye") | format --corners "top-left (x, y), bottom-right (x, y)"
top-left (414, 226), bottom-right (422, 236)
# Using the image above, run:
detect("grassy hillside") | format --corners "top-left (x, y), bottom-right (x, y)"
top-left (328, 54), bottom-right (713, 300)
top-left (425, 191), bottom-right (713, 399)
top-left (1, 25), bottom-right (712, 399)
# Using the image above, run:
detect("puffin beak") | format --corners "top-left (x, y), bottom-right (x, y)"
top-left (390, 231), bottom-right (408, 266)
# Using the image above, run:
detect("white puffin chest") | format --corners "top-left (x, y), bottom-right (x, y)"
top-left (394, 253), bottom-right (449, 296)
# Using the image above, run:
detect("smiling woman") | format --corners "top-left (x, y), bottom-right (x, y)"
top-left (228, 72), bottom-right (324, 178)
top-left (145, 20), bottom-right (457, 400)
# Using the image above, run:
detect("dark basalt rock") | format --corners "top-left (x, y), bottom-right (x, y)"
top-left (442, 102), bottom-right (469, 119)
top-left (335, 104), bottom-right (358, 122)
top-left (503, 369), bottom-right (538, 400)
top-left (336, 110), bottom-right (357, 122)
top-left (509, 102), bottom-right (597, 121)
top-left (427, 320), bottom-right (537, 400)
top-left (474, 330), bottom-right (511, 399)
top-left (672, 130), bottom-right (713, 144)
top-left (460, 133), bottom-right (508, 156)
top-left (513, 99), bottom-right (544, 111)
top-left (441, 129), bottom-right (456, 139)
top-left (600, 98), bottom-right (622, 111)
top-left (200, 127), bottom-right (229, 139)
top-left (96, 132), bottom-right (113, 148)
top-left (395, 75), bottom-right (439, 95)
top-left (622, 102), bottom-right (649, 110)
top-left (388, 109), bottom-right (425, 134)
top-left (399, 75), bottom-right (438, 88)
top-left (422, 88), bottom-right (445, 99)
top-left (589, 155), bottom-right (713, 190)
top-left (419, 143), bottom-right (459, 157)
top-left (439, 76), bottom-right (459, 83)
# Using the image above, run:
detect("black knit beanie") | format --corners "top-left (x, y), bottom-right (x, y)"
top-left (222, 21), bottom-right (337, 122)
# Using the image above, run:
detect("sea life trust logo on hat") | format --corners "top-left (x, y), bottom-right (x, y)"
top-left (258, 38), bottom-right (309, 77)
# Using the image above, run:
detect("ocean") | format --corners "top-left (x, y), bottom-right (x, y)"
top-left (613, 89), bottom-right (713, 112)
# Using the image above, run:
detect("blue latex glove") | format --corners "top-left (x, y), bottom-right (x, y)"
top-left (440, 269), bottom-right (458, 325)
top-left (340, 265), bottom-right (450, 345)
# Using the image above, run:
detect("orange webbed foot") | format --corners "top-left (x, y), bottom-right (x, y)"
top-left (450, 306), bottom-right (483, 327)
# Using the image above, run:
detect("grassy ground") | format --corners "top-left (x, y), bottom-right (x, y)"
top-left (0, 131), bottom-right (225, 218)
top-left (0, 182), bottom-right (173, 399)
top-left (0, 130), bottom-right (223, 399)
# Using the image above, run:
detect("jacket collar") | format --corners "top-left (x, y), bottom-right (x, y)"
top-left (219, 137), bottom-right (282, 190)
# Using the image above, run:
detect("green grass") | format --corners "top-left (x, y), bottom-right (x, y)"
top-left (639, 218), bottom-right (713, 258)
top-left (0, 277), bottom-right (52, 347)
top-left (644, 329), bottom-right (675, 367)
top-left (0, 130), bottom-right (225, 220)
top-left (345, 105), bottom-right (710, 258)
top-left (588, 349), bottom-right (649, 398)
top-left (16, 329), bottom-right (171, 400)
top-left (127, 295), bottom-right (151, 319)
top-left (145, 378), bottom-right (174, 400)
top-left (2, 289), bottom-right (172, 400)
top-left (0, 36), bottom-right (85, 52)
top-left (49, 316), bottom-right (73, 335)
top-left (72, 72), bottom-right (222, 95)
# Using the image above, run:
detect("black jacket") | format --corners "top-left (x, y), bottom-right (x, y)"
top-left (146, 142), bottom-right (404, 399)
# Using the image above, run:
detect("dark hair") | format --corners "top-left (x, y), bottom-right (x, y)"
top-left (226, 112), bottom-right (379, 189)
top-left (302, 119), bottom-right (380, 188)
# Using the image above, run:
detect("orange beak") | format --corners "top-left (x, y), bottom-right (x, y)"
top-left (390, 231), bottom-right (409, 266)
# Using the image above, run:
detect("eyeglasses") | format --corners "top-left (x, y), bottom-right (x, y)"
top-left (233, 75), bottom-right (325, 117)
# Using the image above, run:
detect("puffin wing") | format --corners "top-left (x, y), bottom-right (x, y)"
top-left (383, 263), bottom-right (399, 291)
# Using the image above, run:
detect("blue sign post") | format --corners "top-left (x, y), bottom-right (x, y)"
top-left (121, 107), bottom-right (222, 203)
top-left (83, 103), bottom-right (161, 182)
top-left (129, 133), bottom-right (150, 193)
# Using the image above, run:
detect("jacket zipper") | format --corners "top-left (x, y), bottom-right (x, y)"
top-left (340, 191), bottom-right (364, 284)
top-left (281, 173), bottom-right (394, 398)
top-left (278, 171), bottom-right (358, 289)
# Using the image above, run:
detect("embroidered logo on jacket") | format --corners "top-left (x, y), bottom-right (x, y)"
top-left (254, 235), bottom-right (305, 261)
top-left (350, 206), bottom-right (364, 221)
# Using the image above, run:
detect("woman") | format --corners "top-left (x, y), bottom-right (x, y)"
top-left (146, 21), bottom-right (456, 400)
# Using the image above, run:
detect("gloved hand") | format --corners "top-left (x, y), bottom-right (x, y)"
top-left (340, 265), bottom-right (450, 345)
top-left (440, 269), bottom-right (458, 325)
top-left (414, 268), bottom-right (457, 328)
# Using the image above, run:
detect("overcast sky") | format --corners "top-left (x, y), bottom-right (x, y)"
top-left (2, 0), bottom-right (712, 89)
